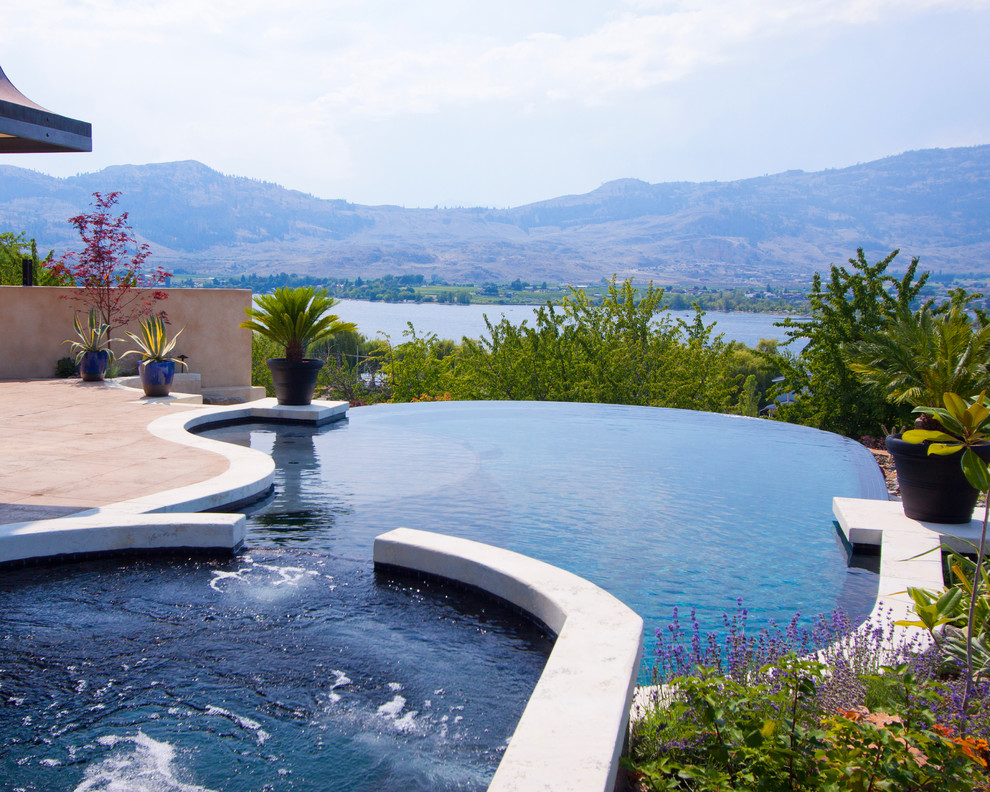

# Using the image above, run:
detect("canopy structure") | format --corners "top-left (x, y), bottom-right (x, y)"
top-left (0, 65), bottom-right (91, 153)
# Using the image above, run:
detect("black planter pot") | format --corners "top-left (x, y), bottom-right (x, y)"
top-left (78, 350), bottom-right (109, 382)
top-left (139, 360), bottom-right (175, 398)
top-left (267, 358), bottom-right (323, 406)
top-left (886, 434), bottom-right (990, 523)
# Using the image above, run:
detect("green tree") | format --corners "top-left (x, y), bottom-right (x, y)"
top-left (0, 232), bottom-right (69, 286)
top-left (737, 374), bottom-right (760, 417)
top-left (382, 277), bottom-right (739, 411)
top-left (769, 249), bottom-right (929, 437)
top-left (380, 325), bottom-right (465, 402)
top-left (726, 339), bottom-right (784, 414)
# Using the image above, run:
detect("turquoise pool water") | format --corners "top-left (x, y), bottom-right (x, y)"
top-left (205, 401), bottom-right (885, 658)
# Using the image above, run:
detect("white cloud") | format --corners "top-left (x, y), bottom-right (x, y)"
top-left (0, 0), bottom-right (987, 205)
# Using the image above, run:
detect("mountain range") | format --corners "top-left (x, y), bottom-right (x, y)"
top-left (1, 145), bottom-right (987, 285)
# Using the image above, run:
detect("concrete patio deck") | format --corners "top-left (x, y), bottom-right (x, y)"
top-left (0, 379), bottom-right (229, 525)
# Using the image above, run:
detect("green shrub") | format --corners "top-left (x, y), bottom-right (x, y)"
top-left (628, 656), bottom-right (982, 791)
top-left (54, 357), bottom-right (77, 378)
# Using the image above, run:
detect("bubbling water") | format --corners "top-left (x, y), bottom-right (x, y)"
top-left (0, 550), bottom-right (551, 792)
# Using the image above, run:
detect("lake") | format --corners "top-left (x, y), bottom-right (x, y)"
top-left (333, 299), bottom-right (803, 348)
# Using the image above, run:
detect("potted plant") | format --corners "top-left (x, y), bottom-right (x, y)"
top-left (64, 309), bottom-right (117, 381)
top-left (894, 392), bottom-right (990, 523)
top-left (240, 286), bottom-right (356, 406)
top-left (848, 303), bottom-right (990, 521)
top-left (121, 314), bottom-right (187, 397)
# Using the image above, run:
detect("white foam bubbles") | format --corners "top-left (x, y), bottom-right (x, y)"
top-left (255, 564), bottom-right (319, 586)
top-left (208, 568), bottom-right (251, 592)
top-left (74, 731), bottom-right (217, 792)
top-left (209, 562), bottom-right (322, 601)
top-left (204, 705), bottom-right (270, 745)
top-left (377, 695), bottom-right (406, 719)
top-left (377, 695), bottom-right (419, 734)
top-left (327, 669), bottom-right (351, 703)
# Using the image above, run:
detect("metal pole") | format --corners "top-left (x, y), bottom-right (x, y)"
top-left (21, 257), bottom-right (32, 286)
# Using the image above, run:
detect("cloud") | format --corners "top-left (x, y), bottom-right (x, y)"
top-left (0, 0), bottom-right (986, 205)
top-left (288, 0), bottom-right (988, 119)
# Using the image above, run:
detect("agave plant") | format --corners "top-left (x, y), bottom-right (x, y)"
top-left (121, 314), bottom-right (187, 368)
top-left (64, 309), bottom-right (117, 363)
top-left (239, 286), bottom-right (356, 363)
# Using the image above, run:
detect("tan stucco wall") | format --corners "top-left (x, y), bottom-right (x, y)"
top-left (0, 287), bottom-right (253, 388)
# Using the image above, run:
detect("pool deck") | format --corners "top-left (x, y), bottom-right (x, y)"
top-left (0, 379), bottom-right (230, 525)
top-left (834, 496), bottom-right (987, 633)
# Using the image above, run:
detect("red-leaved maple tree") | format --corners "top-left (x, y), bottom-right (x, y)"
top-left (48, 191), bottom-right (172, 335)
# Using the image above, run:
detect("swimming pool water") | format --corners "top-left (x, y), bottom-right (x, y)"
top-left (205, 401), bottom-right (884, 658)
top-left (0, 551), bottom-right (551, 792)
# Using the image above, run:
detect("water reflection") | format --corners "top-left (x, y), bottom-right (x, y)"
top-left (253, 427), bottom-right (353, 545)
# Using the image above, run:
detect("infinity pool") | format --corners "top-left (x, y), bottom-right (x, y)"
top-left (0, 401), bottom-right (885, 791)
top-left (209, 401), bottom-right (884, 653)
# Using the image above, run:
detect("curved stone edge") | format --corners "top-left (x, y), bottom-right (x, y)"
top-left (0, 512), bottom-right (246, 565)
top-left (374, 527), bottom-right (644, 792)
top-left (101, 398), bottom-right (348, 516)
top-left (0, 398), bottom-right (347, 565)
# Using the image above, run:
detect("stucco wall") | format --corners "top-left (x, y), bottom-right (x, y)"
top-left (0, 287), bottom-right (254, 388)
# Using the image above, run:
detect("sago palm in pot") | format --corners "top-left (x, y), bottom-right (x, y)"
top-left (240, 286), bottom-right (356, 405)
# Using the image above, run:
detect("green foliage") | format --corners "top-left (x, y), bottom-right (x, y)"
top-left (902, 548), bottom-right (990, 706)
top-left (628, 657), bottom-right (980, 791)
top-left (250, 333), bottom-right (280, 396)
top-left (311, 329), bottom-right (390, 405)
top-left (240, 286), bottom-right (356, 363)
top-left (54, 356), bottom-right (77, 378)
top-left (380, 278), bottom-right (740, 411)
top-left (121, 315), bottom-right (187, 367)
top-left (0, 232), bottom-right (69, 286)
top-left (904, 390), bottom-right (990, 496)
top-left (905, 391), bottom-right (990, 457)
top-left (737, 375), bottom-right (760, 416)
top-left (382, 325), bottom-right (464, 403)
top-left (770, 249), bottom-right (929, 437)
top-left (850, 296), bottom-right (990, 409)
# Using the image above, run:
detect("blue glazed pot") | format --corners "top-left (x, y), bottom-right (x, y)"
top-left (138, 360), bottom-right (175, 397)
top-left (78, 350), bottom-right (109, 382)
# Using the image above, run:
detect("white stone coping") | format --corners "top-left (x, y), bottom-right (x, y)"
top-left (833, 496), bottom-right (989, 647)
top-left (374, 527), bottom-right (644, 792)
top-left (0, 398), bottom-right (348, 564)
top-left (111, 377), bottom-right (267, 404)
top-left (115, 372), bottom-right (203, 394)
top-left (0, 513), bottom-right (246, 565)
top-left (100, 398), bottom-right (348, 516)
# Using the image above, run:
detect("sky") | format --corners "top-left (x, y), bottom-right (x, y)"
top-left (1, 0), bottom-right (988, 208)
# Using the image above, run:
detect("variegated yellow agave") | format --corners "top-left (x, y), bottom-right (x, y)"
top-left (64, 309), bottom-right (117, 363)
top-left (121, 315), bottom-right (188, 368)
